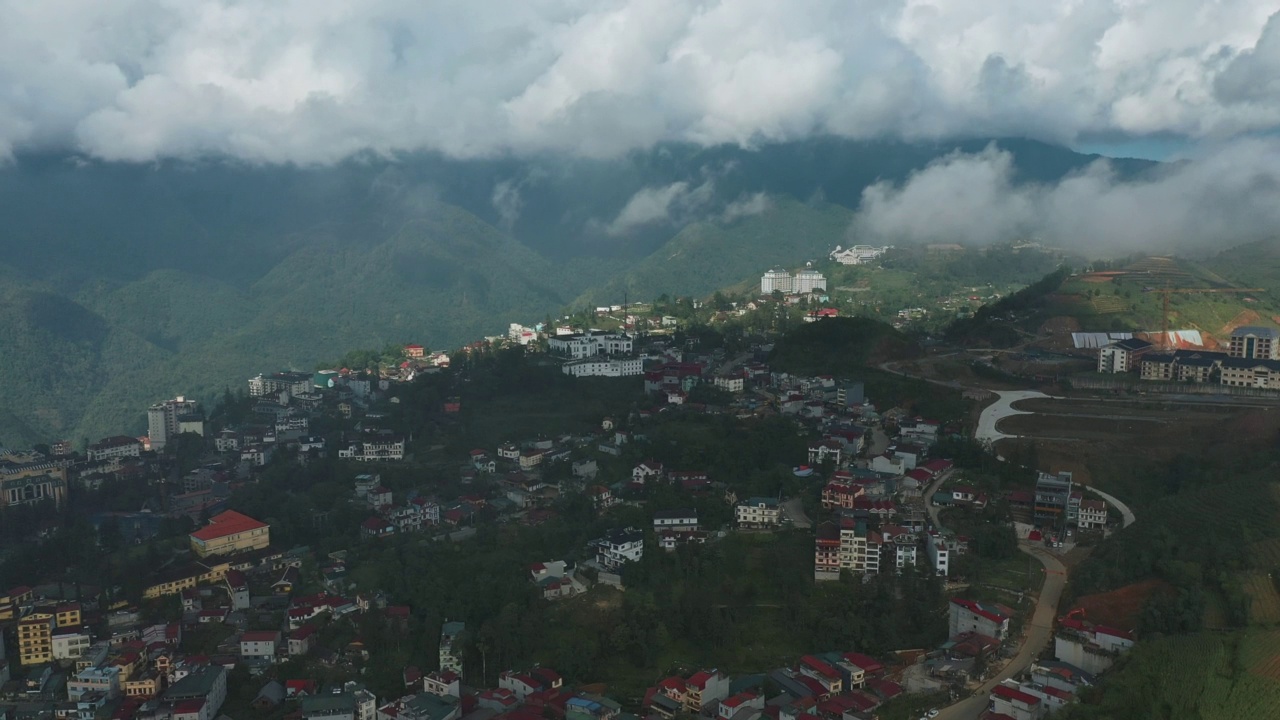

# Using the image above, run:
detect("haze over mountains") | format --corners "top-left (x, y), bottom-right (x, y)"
top-left (0, 137), bottom-right (1140, 444)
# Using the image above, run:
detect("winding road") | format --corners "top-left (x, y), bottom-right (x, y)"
top-left (974, 390), bottom-right (1053, 446)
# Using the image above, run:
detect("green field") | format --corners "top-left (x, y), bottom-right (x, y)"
top-left (1065, 630), bottom-right (1280, 719)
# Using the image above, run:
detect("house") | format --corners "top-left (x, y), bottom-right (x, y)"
top-left (798, 656), bottom-right (842, 696)
top-left (632, 461), bottom-right (665, 485)
top-left (303, 693), bottom-right (358, 720)
top-left (717, 692), bottom-right (763, 720)
top-left (807, 441), bottom-right (842, 466)
top-left (189, 510), bottom-right (270, 558)
top-left (683, 670), bottom-right (730, 712)
top-left (949, 598), bottom-right (1010, 640)
top-left (1055, 615), bottom-right (1135, 675)
top-left (529, 561), bottom-right (579, 600)
top-left (439, 621), bottom-right (464, 674)
top-left (592, 528), bottom-right (644, 571)
top-left (163, 665), bottom-right (228, 720)
top-left (869, 453), bottom-right (905, 476)
top-left (366, 486), bottom-right (393, 510)
top-left (240, 631), bottom-right (281, 662)
top-left (821, 481), bottom-right (863, 510)
top-left (1097, 338), bottom-right (1153, 373)
top-left (814, 519), bottom-right (881, 580)
top-left (588, 485), bottom-right (617, 510)
top-left (990, 683), bottom-right (1046, 720)
top-left (1076, 499), bottom-right (1108, 530)
top-left (498, 668), bottom-right (563, 701)
top-left (288, 626), bottom-right (317, 656)
top-left (360, 517), bottom-right (395, 538)
top-left (422, 670), bottom-right (461, 698)
top-left (735, 498), bottom-right (780, 529)
top-left (253, 681), bottom-right (285, 709)
top-left (518, 449), bottom-right (545, 470)
top-left (572, 460), bottom-right (599, 480)
top-left (653, 509), bottom-right (699, 533)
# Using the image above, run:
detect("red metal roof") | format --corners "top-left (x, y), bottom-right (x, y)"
top-left (992, 685), bottom-right (1041, 705)
top-left (190, 510), bottom-right (267, 541)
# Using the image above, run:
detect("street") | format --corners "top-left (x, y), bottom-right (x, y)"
top-left (936, 543), bottom-right (1068, 720)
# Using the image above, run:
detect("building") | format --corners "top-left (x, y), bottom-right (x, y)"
top-left (148, 396), bottom-right (201, 452)
top-left (792, 265), bottom-right (827, 294)
top-left (989, 684), bottom-right (1045, 720)
top-left (593, 528), bottom-right (644, 571)
top-left (948, 598), bottom-right (1010, 640)
top-left (440, 621), bottom-right (465, 675)
top-left (18, 612), bottom-right (54, 666)
top-left (761, 268), bottom-right (792, 295)
top-left (87, 436), bottom-right (143, 462)
top-left (52, 628), bottom-right (92, 661)
top-left (814, 519), bottom-right (881, 581)
top-left (1229, 326), bottom-right (1280, 360)
top-left (1097, 338), bottom-right (1152, 374)
top-left (68, 666), bottom-right (122, 700)
top-left (249, 372), bottom-right (314, 398)
top-left (547, 332), bottom-right (634, 360)
top-left (2, 472), bottom-right (67, 509)
top-left (338, 433), bottom-right (406, 462)
top-left (164, 665), bottom-right (228, 720)
top-left (653, 509), bottom-right (699, 533)
top-left (1076, 499), bottom-right (1108, 530)
top-left (562, 357), bottom-right (644, 377)
top-left (830, 245), bottom-right (888, 265)
top-left (736, 497), bottom-right (780, 529)
top-left (1034, 471), bottom-right (1074, 528)
top-left (1220, 357), bottom-right (1280, 389)
top-left (240, 630), bottom-right (281, 662)
top-left (1055, 615), bottom-right (1134, 675)
top-left (189, 510), bottom-right (270, 557)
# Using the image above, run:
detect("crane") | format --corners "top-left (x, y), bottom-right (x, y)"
top-left (1146, 285), bottom-right (1267, 350)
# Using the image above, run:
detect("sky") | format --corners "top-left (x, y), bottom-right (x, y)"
top-left (3, 0), bottom-right (1280, 252)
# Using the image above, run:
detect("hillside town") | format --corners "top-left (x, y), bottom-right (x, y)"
top-left (0, 282), bottom-right (1142, 720)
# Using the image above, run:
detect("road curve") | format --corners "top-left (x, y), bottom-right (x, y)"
top-left (936, 543), bottom-right (1068, 720)
top-left (974, 390), bottom-right (1052, 446)
top-left (1082, 485), bottom-right (1136, 529)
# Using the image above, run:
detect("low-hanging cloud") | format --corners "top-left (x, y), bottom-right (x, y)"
top-left (2, 1), bottom-right (1280, 164)
top-left (850, 141), bottom-right (1280, 255)
top-left (605, 179), bottom-right (716, 235)
top-left (720, 192), bottom-right (773, 223)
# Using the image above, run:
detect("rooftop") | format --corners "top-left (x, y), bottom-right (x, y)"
top-left (190, 511), bottom-right (267, 542)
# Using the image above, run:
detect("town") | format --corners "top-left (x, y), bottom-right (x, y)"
top-left (0, 265), bottom-right (1149, 720)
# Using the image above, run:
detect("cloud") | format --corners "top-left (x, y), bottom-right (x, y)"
top-left (605, 179), bottom-right (715, 235)
top-left (491, 180), bottom-right (524, 230)
top-left (1, 1), bottom-right (1280, 163)
top-left (720, 192), bottom-right (772, 223)
top-left (849, 140), bottom-right (1280, 255)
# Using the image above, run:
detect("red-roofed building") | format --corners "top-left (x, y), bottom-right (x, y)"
top-left (950, 598), bottom-right (1010, 640)
top-left (717, 692), bottom-right (763, 720)
top-left (405, 344), bottom-right (425, 359)
top-left (240, 630), bottom-right (280, 661)
top-left (189, 511), bottom-right (269, 558)
top-left (990, 684), bottom-right (1042, 719)
top-left (821, 481), bottom-right (863, 510)
top-left (361, 517), bottom-right (395, 538)
top-left (798, 656), bottom-right (842, 694)
top-left (285, 679), bottom-right (316, 698)
top-left (841, 652), bottom-right (884, 676)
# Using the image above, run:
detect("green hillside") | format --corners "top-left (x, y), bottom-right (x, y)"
top-left (574, 198), bottom-right (855, 306)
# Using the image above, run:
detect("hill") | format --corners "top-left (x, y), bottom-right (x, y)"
top-left (0, 138), bottom-right (1152, 443)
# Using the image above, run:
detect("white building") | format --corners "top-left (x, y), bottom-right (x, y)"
top-left (829, 245), bottom-right (889, 265)
top-left (593, 528), bottom-right (644, 570)
top-left (1076, 499), bottom-right (1108, 530)
top-left (148, 396), bottom-right (201, 452)
top-left (736, 497), bottom-right (781, 529)
top-left (713, 374), bottom-right (745, 393)
top-left (948, 598), bottom-right (1010, 640)
top-left (761, 268), bottom-right (793, 295)
top-left (548, 332), bottom-right (634, 360)
top-left (792, 265), bottom-right (827, 294)
top-left (338, 435), bottom-right (406, 462)
top-left (248, 372), bottom-right (313, 398)
top-left (87, 436), bottom-right (143, 462)
top-left (52, 629), bottom-right (92, 661)
top-left (1097, 338), bottom-right (1153, 374)
top-left (508, 323), bottom-right (538, 346)
top-left (240, 631), bottom-right (281, 661)
top-left (925, 534), bottom-right (950, 576)
top-left (653, 509), bottom-right (699, 532)
top-left (562, 357), bottom-right (644, 377)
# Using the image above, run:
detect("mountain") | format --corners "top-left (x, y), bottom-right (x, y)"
top-left (0, 138), bottom-right (1153, 444)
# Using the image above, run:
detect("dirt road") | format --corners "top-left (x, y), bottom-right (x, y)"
top-left (936, 543), bottom-right (1068, 720)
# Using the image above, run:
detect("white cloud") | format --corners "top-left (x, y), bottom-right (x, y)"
top-left (491, 180), bottom-right (523, 230)
top-left (850, 140), bottom-right (1280, 255)
top-left (721, 192), bottom-right (772, 223)
top-left (1, 1), bottom-right (1279, 163)
top-left (605, 180), bottom-right (716, 235)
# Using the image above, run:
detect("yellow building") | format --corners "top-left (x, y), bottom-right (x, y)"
top-left (124, 672), bottom-right (162, 699)
top-left (55, 603), bottom-right (82, 628)
top-left (0, 585), bottom-right (34, 621)
top-left (189, 510), bottom-right (270, 558)
top-left (142, 558), bottom-right (232, 600)
top-left (18, 612), bottom-right (54, 666)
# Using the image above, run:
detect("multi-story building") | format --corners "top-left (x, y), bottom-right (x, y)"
top-left (18, 612), bottom-right (54, 666)
top-left (1034, 471), bottom-right (1074, 528)
top-left (814, 519), bottom-right (881, 581)
top-left (148, 396), bottom-right (201, 452)
top-left (189, 510), bottom-right (270, 558)
top-left (86, 436), bottom-right (143, 462)
top-left (1229, 326), bottom-right (1280, 360)
top-left (792, 266), bottom-right (827, 294)
top-left (67, 666), bottom-right (122, 700)
top-left (547, 332), bottom-right (634, 360)
top-left (1220, 357), bottom-right (1280, 389)
top-left (829, 245), bottom-right (889, 265)
top-left (1, 472), bottom-right (67, 509)
top-left (338, 434), bottom-right (406, 462)
top-left (593, 528), bottom-right (644, 571)
top-left (248, 372), bottom-right (314, 398)
top-left (562, 357), bottom-right (644, 377)
top-left (948, 598), bottom-right (1010, 640)
top-left (240, 630), bottom-right (280, 662)
top-left (52, 628), bottom-right (92, 661)
top-left (735, 498), bottom-right (781, 529)
top-left (439, 621), bottom-right (465, 675)
top-left (1076, 499), bottom-right (1108, 530)
top-left (1097, 338), bottom-right (1152, 374)
top-left (652, 509), bottom-right (699, 533)
top-left (761, 268), bottom-right (792, 295)
top-left (163, 665), bottom-right (228, 720)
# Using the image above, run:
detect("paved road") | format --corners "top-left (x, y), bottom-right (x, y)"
top-left (936, 543), bottom-right (1068, 720)
top-left (974, 390), bottom-right (1052, 445)
top-left (921, 469), bottom-right (953, 531)
top-left (1082, 485), bottom-right (1136, 529)
top-left (781, 497), bottom-right (812, 529)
